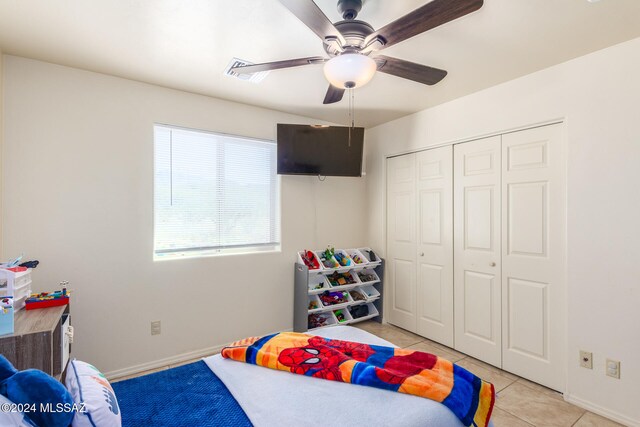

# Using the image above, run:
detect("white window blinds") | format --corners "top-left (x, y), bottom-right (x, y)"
top-left (154, 125), bottom-right (280, 257)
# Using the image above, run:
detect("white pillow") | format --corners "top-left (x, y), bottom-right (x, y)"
top-left (0, 394), bottom-right (35, 426)
top-left (65, 359), bottom-right (121, 427)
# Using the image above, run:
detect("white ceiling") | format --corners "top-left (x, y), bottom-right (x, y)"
top-left (1, 0), bottom-right (639, 127)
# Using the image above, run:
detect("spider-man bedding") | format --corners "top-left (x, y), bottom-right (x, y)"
top-left (222, 332), bottom-right (494, 427)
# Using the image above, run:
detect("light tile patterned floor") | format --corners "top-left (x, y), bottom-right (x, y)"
top-left (354, 321), bottom-right (623, 427)
top-left (113, 321), bottom-right (623, 427)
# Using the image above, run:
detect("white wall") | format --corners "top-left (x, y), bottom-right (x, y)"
top-left (364, 37), bottom-right (640, 425)
top-left (1, 55), bottom-right (368, 377)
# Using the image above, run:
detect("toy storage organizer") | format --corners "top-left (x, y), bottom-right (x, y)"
top-left (0, 269), bottom-right (32, 311)
top-left (294, 248), bottom-right (384, 332)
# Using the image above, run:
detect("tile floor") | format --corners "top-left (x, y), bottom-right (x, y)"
top-left (354, 321), bottom-right (623, 427)
top-left (112, 321), bottom-right (623, 427)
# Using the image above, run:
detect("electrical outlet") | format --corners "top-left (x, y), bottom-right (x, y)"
top-left (151, 321), bottom-right (161, 336)
top-left (606, 359), bottom-right (620, 379)
top-left (579, 350), bottom-right (593, 369)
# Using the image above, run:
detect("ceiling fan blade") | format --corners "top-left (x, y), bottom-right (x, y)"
top-left (365, 0), bottom-right (483, 51)
top-left (231, 56), bottom-right (326, 74)
top-left (375, 55), bottom-right (447, 85)
top-left (323, 85), bottom-right (345, 104)
top-left (279, 0), bottom-right (346, 47)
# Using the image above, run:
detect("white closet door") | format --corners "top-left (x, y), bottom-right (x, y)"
top-left (454, 136), bottom-right (502, 367)
top-left (386, 154), bottom-right (417, 332)
top-left (501, 123), bottom-right (565, 391)
top-left (416, 146), bottom-right (454, 346)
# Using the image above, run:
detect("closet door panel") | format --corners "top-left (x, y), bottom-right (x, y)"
top-left (416, 146), bottom-right (454, 346)
top-left (501, 123), bottom-right (565, 391)
top-left (454, 136), bottom-right (502, 367)
top-left (386, 154), bottom-right (417, 332)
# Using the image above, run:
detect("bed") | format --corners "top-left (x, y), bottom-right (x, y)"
top-left (204, 325), bottom-right (494, 427)
top-left (113, 325), bottom-right (494, 426)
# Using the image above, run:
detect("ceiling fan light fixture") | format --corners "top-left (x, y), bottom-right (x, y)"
top-left (323, 53), bottom-right (377, 89)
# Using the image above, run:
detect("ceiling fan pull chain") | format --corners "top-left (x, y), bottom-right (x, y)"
top-left (352, 88), bottom-right (356, 128)
top-left (348, 88), bottom-right (354, 146)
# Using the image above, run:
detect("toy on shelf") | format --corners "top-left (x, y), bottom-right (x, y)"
top-left (334, 309), bottom-right (347, 323)
top-left (319, 247), bottom-right (339, 269)
top-left (349, 304), bottom-right (369, 319)
top-left (334, 252), bottom-right (353, 267)
top-left (319, 290), bottom-right (348, 306)
top-left (25, 282), bottom-right (70, 311)
top-left (349, 290), bottom-right (366, 302)
top-left (301, 250), bottom-right (320, 270)
top-left (350, 252), bottom-right (365, 264)
top-left (1, 298), bottom-right (12, 314)
top-left (327, 271), bottom-right (356, 287)
top-left (357, 271), bottom-right (377, 283)
top-left (308, 313), bottom-right (332, 329)
top-left (308, 300), bottom-right (319, 310)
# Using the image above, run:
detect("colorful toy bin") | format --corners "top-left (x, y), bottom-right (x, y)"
top-left (0, 297), bottom-right (14, 336)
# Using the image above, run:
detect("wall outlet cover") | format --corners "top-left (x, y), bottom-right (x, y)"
top-left (151, 320), bottom-right (161, 336)
top-left (579, 350), bottom-right (593, 369)
top-left (606, 359), bottom-right (620, 379)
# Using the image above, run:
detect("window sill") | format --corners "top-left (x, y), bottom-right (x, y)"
top-left (153, 246), bottom-right (281, 262)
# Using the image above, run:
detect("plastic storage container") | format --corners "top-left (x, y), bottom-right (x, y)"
top-left (318, 290), bottom-right (353, 309)
top-left (0, 297), bottom-right (14, 336)
top-left (357, 248), bottom-right (381, 266)
top-left (349, 289), bottom-right (367, 303)
top-left (308, 275), bottom-right (330, 294)
top-left (360, 285), bottom-right (381, 301)
top-left (308, 312), bottom-right (337, 330)
top-left (315, 251), bottom-right (340, 271)
top-left (333, 250), bottom-right (355, 268)
top-left (0, 269), bottom-right (32, 311)
top-left (356, 269), bottom-right (380, 286)
top-left (349, 302), bottom-right (380, 322)
top-left (326, 271), bottom-right (360, 289)
top-left (346, 249), bottom-right (369, 267)
top-left (333, 308), bottom-right (353, 324)
top-left (297, 250), bottom-right (322, 271)
top-left (307, 294), bottom-right (322, 312)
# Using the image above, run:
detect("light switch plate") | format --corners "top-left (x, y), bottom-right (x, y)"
top-left (606, 359), bottom-right (620, 379)
top-left (151, 320), bottom-right (161, 336)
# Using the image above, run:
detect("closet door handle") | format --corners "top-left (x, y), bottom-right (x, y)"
top-left (490, 262), bottom-right (496, 267)
top-left (420, 252), bottom-right (425, 257)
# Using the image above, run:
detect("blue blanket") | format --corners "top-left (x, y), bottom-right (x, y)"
top-left (112, 361), bottom-right (251, 427)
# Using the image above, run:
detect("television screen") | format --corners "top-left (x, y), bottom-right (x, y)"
top-left (277, 124), bottom-right (364, 177)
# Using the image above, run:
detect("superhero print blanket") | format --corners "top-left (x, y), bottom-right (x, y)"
top-left (222, 332), bottom-right (494, 427)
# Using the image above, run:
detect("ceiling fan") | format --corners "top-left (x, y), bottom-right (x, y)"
top-left (230, 0), bottom-right (484, 104)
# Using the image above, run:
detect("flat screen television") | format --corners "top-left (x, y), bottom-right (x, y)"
top-left (277, 124), bottom-right (364, 177)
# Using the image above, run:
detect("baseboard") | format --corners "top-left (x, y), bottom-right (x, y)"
top-left (105, 343), bottom-right (226, 381)
top-left (104, 327), bottom-right (293, 381)
top-left (564, 393), bottom-right (639, 427)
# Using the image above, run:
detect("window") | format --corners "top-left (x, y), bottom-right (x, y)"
top-left (154, 125), bottom-right (280, 258)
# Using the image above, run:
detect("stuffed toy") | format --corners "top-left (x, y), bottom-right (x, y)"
top-left (0, 355), bottom-right (75, 427)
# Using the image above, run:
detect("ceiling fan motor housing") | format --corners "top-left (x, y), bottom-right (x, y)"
top-left (337, 0), bottom-right (363, 20)
top-left (323, 20), bottom-right (374, 56)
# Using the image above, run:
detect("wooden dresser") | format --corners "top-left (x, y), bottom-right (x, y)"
top-left (0, 305), bottom-right (71, 380)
